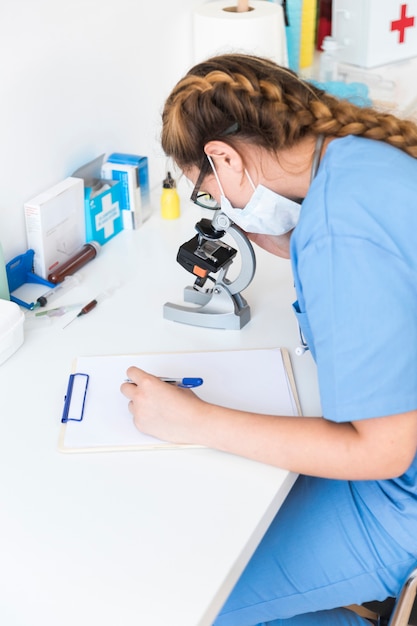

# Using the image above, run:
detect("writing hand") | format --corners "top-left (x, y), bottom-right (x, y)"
top-left (120, 367), bottom-right (206, 444)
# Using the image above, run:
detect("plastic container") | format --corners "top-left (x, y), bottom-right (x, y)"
top-left (319, 36), bottom-right (339, 82)
top-left (160, 172), bottom-right (180, 220)
top-left (0, 300), bottom-right (24, 365)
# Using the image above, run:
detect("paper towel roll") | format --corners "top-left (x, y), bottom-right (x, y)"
top-left (193, 1), bottom-right (288, 66)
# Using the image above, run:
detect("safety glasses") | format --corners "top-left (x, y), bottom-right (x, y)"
top-left (190, 156), bottom-right (220, 210)
top-left (189, 122), bottom-right (239, 211)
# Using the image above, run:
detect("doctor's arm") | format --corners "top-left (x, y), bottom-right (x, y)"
top-left (121, 369), bottom-right (417, 481)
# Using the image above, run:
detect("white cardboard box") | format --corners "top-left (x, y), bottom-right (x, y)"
top-left (332, 0), bottom-right (417, 68)
top-left (24, 177), bottom-right (85, 279)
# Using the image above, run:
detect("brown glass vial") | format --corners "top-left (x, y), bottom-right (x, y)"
top-left (48, 241), bottom-right (101, 284)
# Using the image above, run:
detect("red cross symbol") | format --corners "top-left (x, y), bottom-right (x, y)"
top-left (391, 3), bottom-right (415, 43)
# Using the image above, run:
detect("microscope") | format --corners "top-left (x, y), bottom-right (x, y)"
top-left (163, 210), bottom-right (256, 329)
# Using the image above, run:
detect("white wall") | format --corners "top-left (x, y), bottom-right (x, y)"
top-left (0, 0), bottom-right (202, 260)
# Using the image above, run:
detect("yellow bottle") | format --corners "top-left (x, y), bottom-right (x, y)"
top-left (160, 171), bottom-right (180, 220)
top-left (299, 0), bottom-right (317, 69)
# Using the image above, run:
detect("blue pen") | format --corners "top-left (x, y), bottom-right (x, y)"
top-left (161, 377), bottom-right (203, 388)
top-left (124, 377), bottom-right (203, 388)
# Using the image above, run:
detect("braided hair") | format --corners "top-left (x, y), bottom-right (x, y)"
top-left (161, 53), bottom-right (417, 169)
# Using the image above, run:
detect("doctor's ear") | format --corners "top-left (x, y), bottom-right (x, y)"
top-left (204, 141), bottom-right (244, 173)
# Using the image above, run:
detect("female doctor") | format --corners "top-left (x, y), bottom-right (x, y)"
top-left (121, 54), bottom-right (417, 625)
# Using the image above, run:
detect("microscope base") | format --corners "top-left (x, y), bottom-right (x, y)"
top-left (163, 284), bottom-right (251, 330)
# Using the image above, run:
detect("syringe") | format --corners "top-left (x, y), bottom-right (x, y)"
top-left (33, 274), bottom-right (82, 308)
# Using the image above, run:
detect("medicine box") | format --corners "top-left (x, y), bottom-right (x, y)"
top-left (101, 161), bottom-right (142, 230)
top-left (105, 153), bottom-right (152, 225)
top-left (24, 177), bottom-right (85, 279)
top-left (72, 155), bottom-right (124, 246)
top-left (0, 300), bottom-right (24, 366)
top-left (84, 181), bottom-right (123, 245)
top-left (332, 0), bottom-right (417, 68)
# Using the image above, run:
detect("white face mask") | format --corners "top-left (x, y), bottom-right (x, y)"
top-left (207, 155), bottom-right (301, 236)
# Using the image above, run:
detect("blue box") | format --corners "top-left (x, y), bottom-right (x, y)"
top-left (106, 153), bottom-right (152, 224)
top-left (72, 155), bottom-right (124, 246)
top-left (101, 161), bottom-right (142, 229)
top-left (84, 181), bottom-right (123, 245)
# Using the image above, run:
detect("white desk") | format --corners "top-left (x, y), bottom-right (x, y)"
top-left (0, 201), bottom-right (321, 626)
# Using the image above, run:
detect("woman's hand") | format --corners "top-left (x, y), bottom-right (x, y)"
top-left (120, 367), bottom-right (207, 444)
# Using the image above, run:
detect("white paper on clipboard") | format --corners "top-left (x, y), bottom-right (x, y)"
top-left (58, 347), bottom-right (301, 453)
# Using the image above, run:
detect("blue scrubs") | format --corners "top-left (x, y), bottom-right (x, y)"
top-left (214, 137), bottom-right (417, 625)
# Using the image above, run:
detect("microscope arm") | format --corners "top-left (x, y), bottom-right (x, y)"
top-left (211, 212), bottom-right (256, 295)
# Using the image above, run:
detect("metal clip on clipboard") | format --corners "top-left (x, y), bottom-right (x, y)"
top-left (61, 373), bottom-right (89, 423)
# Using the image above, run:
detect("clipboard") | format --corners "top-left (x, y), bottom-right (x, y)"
top-left (58, 348), bottom-right (301, 453)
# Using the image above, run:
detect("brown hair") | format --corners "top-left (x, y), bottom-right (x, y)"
top-left (161, 53), bottom-right (417, 169)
